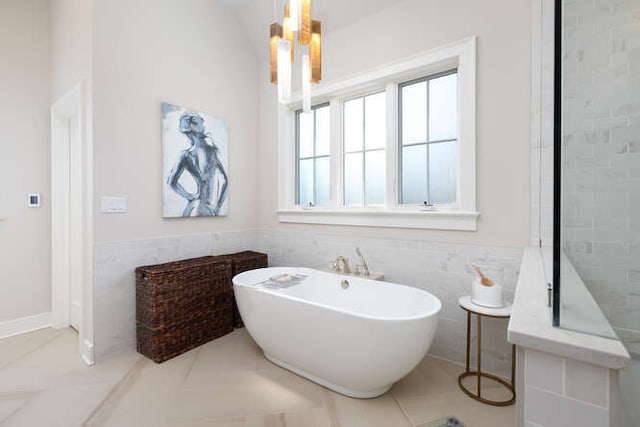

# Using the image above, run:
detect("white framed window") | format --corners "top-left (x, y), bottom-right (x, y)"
top-left (296, 104), bottom-right (330, 206)
top-left (399, 71), bottom-right (458, 206)
top-left (342, 92), bottom-right (386, 206)
top-left (278, 37), bottom-right (478, 230)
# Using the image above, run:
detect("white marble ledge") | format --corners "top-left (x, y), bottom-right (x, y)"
top-left (507, 246), bottom-right (630, 370)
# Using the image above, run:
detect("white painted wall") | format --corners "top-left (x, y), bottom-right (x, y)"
top-left (92, 0), bottom-right (260, 244)
top-left (258, 0), bottom-right (532, 247)
top-left (90, 0), bottom-right (261, 357)
top-left (51, 0), bottom-right (92, 102)
top-left (0, 0), bottom-right (51, 324)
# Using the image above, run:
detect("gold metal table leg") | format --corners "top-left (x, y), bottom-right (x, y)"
top-left (477, 314), bottom-right (481, 398)
top-left (457, 310), bottom-right (516, 406)
top-left (465, 311), bottom-right (471, 372)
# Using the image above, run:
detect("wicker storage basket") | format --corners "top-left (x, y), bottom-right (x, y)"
top-left (135, 257), bottom-right (233, 363)
top-left (218, 251), bottom-right (268, 328)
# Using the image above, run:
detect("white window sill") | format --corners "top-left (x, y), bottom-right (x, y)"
top-left (277, 208), bottom-right (479, 231)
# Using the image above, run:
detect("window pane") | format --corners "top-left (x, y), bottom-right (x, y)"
top-left (429, 73), bottom-right (457, 141)
top-left (429, 141), bottom-right (457, 204)
top-left (365, 150), bottom-right (385, 205)
top-left (344, 98), bottom-right (363, 153)
top-left (344, 152), bottom-right (363, 205)
top-left (401, 144), bottom-right (428, 204)
top-left (298, 158), bottom-right (314, 206)
top-left (315, 106), bottom-right (330, 156)
top-left (315, 157), bottom-right (330, 206)
top-left (401, 81), bottom-right (427, 145)
top-left (365, 92), bottom-right (386, 149)
top-left (299, 111), bottom-right (314, 158)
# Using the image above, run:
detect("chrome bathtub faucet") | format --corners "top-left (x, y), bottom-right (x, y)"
top-left (355, 247), bottom-right (370, 277)
top-left (332, 256), bottom-right (351, 274)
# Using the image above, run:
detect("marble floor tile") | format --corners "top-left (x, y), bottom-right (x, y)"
top-left (0, 392), bottom-right (32, 423)
top-left (397, 389), bottom-right (515, 427)
top-left (0, 328), bottom-right (62, 370)
top-left (171, 367), bottom-right (326, 422)
top-left (85, 349), bottom-right (201, 426)
top-left (2, 383), bottom-right (116, 427)
top-left (323, 389), bottom-right (411, 427)
top-left (0, 328), bottom-right (517, 426)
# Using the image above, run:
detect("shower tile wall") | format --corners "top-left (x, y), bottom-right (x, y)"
top-left (562, 0), bottom-right (640, 344)
top-left (94, 230), bottom-right (522, 379)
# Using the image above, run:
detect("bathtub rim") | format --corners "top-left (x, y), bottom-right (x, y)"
top-left (233, 266), bottom-right (442, 322)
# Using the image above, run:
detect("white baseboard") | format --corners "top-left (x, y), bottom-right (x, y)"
top-left (0, 312), bottom-right (52, 339)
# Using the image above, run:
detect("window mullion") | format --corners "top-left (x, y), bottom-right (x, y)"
top-left (361, 97), bottom-right (366, 206)
top-left (425, 80), bottom-right (430, 203)
top-left (310, 109), bottom-right (316, 205)
top-left (330, 99), bottom-right (342, 207)
top-left (386, 83), bottom-right (397, 208)
top-left (295, 111), bottom-right (300, 205)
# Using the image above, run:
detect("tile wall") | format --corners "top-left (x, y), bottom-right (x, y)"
top-left (94, 231), bottom-right (258, 359)
top-left (94, 229), bottom-right (522, 379)
top-left (522, 348), bottom-right (613, 427)
top-left (561, 0), bottom-right (640, 344)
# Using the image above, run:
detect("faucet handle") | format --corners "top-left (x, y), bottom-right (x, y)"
top-left (355, 264), bottom-right (370, 276)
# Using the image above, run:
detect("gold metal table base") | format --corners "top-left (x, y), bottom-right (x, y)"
top-left (457, 308), bottom-right (516, 406)
top-left (458, 371), bottom-right (515, 406)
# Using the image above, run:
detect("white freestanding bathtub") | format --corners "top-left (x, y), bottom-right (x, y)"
top-left (233, 267), bottom-right (441, 398)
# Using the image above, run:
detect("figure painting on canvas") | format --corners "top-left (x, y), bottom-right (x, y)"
top-left (162, 102), bottom-right (228, 218)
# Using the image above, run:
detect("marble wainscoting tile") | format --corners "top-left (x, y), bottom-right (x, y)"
top-left (255, 230), bottom-right (523, 379)
top-left (94, 230), bottom-right (258, 360)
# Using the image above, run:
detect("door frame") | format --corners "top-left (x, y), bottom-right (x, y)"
top-left (51, 82), bottom-right (95, 365)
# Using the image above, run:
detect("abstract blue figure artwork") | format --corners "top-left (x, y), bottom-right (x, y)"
top-left (162, 102), bottom-right (229, 218)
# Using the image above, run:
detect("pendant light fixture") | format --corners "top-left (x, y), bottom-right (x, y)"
top-left (270, 0), bottom-right (322, 106)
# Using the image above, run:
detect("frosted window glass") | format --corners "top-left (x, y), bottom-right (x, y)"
top-left (365, 92), bottom-right (386, 149)
top-left (365, 150), bottom-right (385, 205)
top-left (429, 74), bottom-right (457, 141)
top-left (315, 106), bottom-right (330, 156)
top-left (298, 158), bottom-right (314, 205)
top-left (344, 152), bottom-right (363, 205)
top-left (299, 112), bottom-right (314, 158)
top-left (429, 141), bottom-right (457, 204)
top-left (401, 81), bottom-right (427, 145)
top-left (344, 98), bottom-right (363, 153)
top-left (401, 144), bottom-right (428, 204)
top-left (315, 157), bottom-right (330, 206)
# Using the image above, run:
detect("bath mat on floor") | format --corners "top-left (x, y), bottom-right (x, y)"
top-left (418, 416), bottom-right (464, 427)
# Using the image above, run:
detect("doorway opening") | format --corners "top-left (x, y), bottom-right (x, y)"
top-left (51, 83), bottom-right (94, 365)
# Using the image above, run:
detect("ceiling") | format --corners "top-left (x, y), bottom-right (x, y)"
top-left (217, 0), bottom-right (407, 60)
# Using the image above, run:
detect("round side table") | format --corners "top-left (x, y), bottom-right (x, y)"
top-left (457, 296), bottom-right (515, 406)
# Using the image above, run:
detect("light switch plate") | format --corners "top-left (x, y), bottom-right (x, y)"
top-left (100, 196), bottom-right (127, 213)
